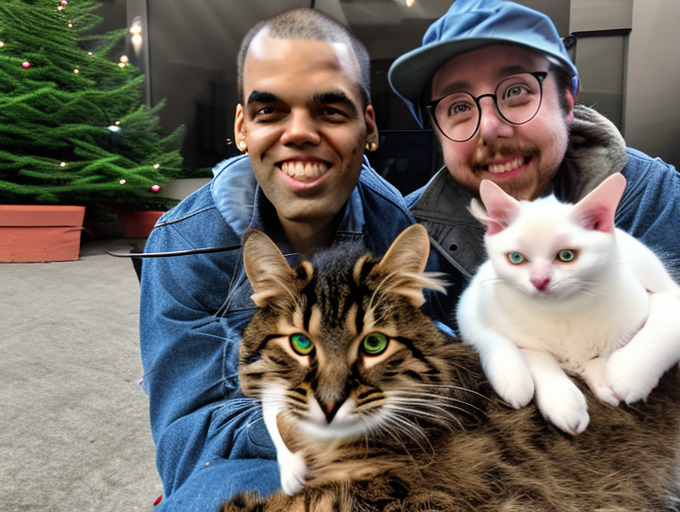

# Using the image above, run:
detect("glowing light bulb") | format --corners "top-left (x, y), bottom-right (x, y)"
top-left (153, 163), bottom-right (160, 169)
top-left (0, 41), bottom-right (5, 49)
top-left (406, 0), bottom-right (415, 5)
top-left (59, 162), bottom-right (67, 168)
top-left (73, 68), bottom-right (79, 74)
top-left (119, 179), bottom-right (127, 185)
top-left (120, 55), bottom-right (129, 64)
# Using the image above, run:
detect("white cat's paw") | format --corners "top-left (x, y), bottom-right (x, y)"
top-left (484, 354), bottom-right (535, 409)
top-left (607, 350), bottom-right (658, 404)
top-left (537, 380), bottom-right (590, 435)
top-left (279, 450), bottom-right (308, 496)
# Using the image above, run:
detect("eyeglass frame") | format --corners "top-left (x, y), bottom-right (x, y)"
top-left (425, 71), bottom-right (548, 142)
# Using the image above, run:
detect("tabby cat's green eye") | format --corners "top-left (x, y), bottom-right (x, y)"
top-left (557, 249), bottom-right (577, 262)
top-left (361, 333), bottom-right (389, 356)
top-left (507, 252), bottom-right (525, 265)
top-left (290, 333), bottom-right (314, 355)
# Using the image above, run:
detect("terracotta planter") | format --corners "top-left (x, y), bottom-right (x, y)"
top-left (117, 210), bottom-right (165, 238)
top-left (0, 205), bottom-right (86, 263)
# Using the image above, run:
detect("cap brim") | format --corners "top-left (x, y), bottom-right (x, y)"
top-left (389, 37), bottom-right (505, 107)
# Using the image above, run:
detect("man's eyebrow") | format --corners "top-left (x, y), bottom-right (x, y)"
top-left (497, 65), bottom-right (534, 77)
top-left (313, 91), bottom-right (358, 115)
top-left (246, 90), bottom-right (280, 104)
top-left (435, 65), bottom-right (540, 98)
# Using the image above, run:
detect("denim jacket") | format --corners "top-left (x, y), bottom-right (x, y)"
top-left (139, 155), bottom-right (423, 510)
top-left (407, 105), bottom-right (680, 278)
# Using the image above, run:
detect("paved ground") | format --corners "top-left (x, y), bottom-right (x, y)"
top-left (0, 238), bottom-right (162, 511)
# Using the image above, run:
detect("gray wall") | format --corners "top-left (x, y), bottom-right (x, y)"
top-left (625, 0), bottom-right (680, 168)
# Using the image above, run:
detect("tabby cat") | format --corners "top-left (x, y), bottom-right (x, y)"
top-left (223, 224), bottom-right (680, 512)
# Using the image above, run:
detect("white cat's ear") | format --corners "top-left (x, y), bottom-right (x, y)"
top-left (478, 180), bottom-right (521, 235)
top-left (570, 173), bottom-right (626, 233)
top-left (242, 229), bottom-right (310, 307)
top-left (369, 224), bottom-right (446, 307)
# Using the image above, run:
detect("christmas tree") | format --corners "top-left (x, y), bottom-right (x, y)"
top-left (0, 0), bottom-right (184, 220)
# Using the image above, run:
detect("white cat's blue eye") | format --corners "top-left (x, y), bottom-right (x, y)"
top-left (507, 252), bottom-right (525, 265)
top-left (557, 249), bottom-right (577, 263)
top-left (290, 333), bottom-right (314, 355)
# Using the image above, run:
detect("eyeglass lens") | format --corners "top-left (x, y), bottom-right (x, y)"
top-left (432, 73), bottom-right (543, 142)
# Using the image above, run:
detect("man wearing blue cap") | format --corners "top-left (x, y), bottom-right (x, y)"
top-left (389, 0), bottom-right (680, 276)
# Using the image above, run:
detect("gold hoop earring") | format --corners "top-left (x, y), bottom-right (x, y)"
top-left (365, 141), bottom-right (378, 152)
top-left (238, 140), bottom-right (247, 152)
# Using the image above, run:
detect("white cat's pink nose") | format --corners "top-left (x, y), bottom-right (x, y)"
top-left (530, 276), bottom-right (551, 291)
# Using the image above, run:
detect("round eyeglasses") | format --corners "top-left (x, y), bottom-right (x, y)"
top-left (426, 71), bottom-right (548, 142)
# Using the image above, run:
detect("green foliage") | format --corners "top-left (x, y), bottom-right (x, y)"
top-left (0, 0), bottom-right (184, 214)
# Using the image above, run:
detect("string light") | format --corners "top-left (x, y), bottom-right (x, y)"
top-left (0, 41), bottom-right (5, 49)
top-left (406, 0), bottom-right (415, 6)
top-left (73, 68), bottom-right (79, 74)
top-left (153, 163), bottom-right (160, 169)
top-left (59, 162), bottom-right (67, 168)
top-left (119, 179), bottom-right (127, 185)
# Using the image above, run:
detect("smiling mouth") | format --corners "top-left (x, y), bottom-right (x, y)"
top-left (279, 161), bottom-right (330, 182)
top-left (484, 156), bottom-right (528, 174)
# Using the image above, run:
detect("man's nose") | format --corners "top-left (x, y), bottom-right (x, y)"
top-left (477, 96), bottom-right (513, 142)
top-left (281, 109), bottom-right (321, 146)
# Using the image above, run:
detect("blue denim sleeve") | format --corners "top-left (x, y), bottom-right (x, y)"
top-left (140, 218), bottom-right (279, 510)
top-left (618, 150), bottom-right (680, 274)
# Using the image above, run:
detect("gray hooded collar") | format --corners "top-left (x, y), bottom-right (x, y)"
top-left (409, 105), bottom-right (628, 276)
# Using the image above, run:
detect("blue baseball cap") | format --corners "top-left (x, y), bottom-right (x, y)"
top-left (388, 0), bottom-right (579, 127)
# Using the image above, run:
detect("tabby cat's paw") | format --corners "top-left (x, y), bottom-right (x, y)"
top-left (485, 354), bottom-right (535, 409)
top-left (279, 450), bottom-right (308, 496)
top-left (537, 380), bottom-right (589, 435)
top-left (607, 350), bottom-right (658, 404)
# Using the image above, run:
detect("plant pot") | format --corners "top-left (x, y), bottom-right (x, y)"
top-left (116, 210), bottom-right (165, 238)
top-left (0, 205), bottom-right (86, 263)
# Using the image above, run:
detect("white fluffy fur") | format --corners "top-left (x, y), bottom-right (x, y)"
top-left (457, 173), bottom-right (680, 435)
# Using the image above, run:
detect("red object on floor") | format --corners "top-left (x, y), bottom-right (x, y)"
top-left (153, 495), bottom-right (163, 506)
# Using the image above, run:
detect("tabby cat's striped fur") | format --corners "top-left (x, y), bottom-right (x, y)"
top-left (223, 224), bottom-right (680, 512)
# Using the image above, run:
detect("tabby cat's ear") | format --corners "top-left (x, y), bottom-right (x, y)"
top-left (370, 224), bottom-right (445, 307)
top-left (478, 179), bottom-right (521, 236)
top-left (569, 172), bottom-right (626, 233)
top-left (242, 229), bottom-right (310, 307)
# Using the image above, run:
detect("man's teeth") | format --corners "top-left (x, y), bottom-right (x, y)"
top-left (281, 161), bottom-right (328, 182)
top-left (488, 157), bottom-right (524, 174)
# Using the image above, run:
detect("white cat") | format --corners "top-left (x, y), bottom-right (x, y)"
top-left (457, 172), bottom-right (680, 435)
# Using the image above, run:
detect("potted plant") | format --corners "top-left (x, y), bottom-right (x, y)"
top-left (0, 0), bottom-right (184, 260)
